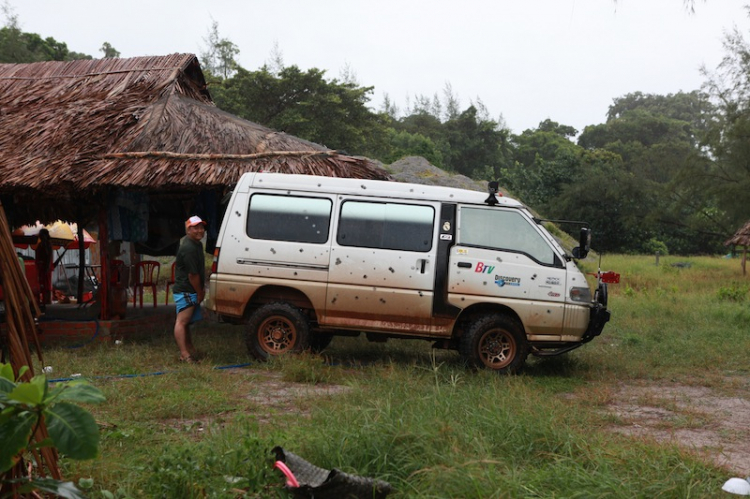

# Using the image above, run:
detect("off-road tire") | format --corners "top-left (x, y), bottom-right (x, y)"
top-left (247, 302), bottom-right (311, 361)
top-left (459, 314), bottom-right (529, 374)
top-left (596, 282), bottom-right (608, 307)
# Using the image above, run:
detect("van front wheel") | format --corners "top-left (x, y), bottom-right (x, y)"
top-left (247, 303), bottom-right (310, 360)
top-left (460, 315), bottom-right (528, 374)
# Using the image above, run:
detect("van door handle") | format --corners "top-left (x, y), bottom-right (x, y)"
top-left (418, 259), bottom-right (427, 273)
top-left (457, 262), bottom-right (472, 268)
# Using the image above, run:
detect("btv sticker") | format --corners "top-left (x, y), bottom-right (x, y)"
top-left (495, 275), bottom-right (521, 287)
top-left (474, 262), bottom-right (495, 274)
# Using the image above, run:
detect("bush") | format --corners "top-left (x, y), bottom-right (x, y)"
top-left (642, 238), bottom-right (669, 256)
top-left (716, 284), bottom-right (749, 302)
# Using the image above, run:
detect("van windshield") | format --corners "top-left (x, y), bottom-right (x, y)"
top-left (459, 207), bottom-right (556, 265)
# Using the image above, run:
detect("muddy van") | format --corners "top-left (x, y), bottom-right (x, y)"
top-left (207, 172), bottom-right (616, 373)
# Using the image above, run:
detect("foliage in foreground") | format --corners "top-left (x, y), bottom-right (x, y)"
top-left (0, 363), bottom-right (105, 497)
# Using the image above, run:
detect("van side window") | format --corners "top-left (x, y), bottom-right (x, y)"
top-left (247, 194), bottom-right (331, 243)
top-left (337, 201), bottom-right (434, 252)
top-left (460, 207), bottom-right (556, 265)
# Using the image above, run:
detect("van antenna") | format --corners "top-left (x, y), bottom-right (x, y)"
top-left (485, 181), bottom-right (500, 206)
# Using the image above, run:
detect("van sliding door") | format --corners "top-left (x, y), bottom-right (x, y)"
top-left (323, 197), bottom-right (439, 334)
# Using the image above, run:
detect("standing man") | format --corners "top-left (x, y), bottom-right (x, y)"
top-left (173, 216), bottom-right (207, 363)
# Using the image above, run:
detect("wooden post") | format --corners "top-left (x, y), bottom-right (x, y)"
top-left (98, 204), bottom-right (110, 320)
top-left (743, 246), bottom-right (747, 277)
top-left (77, 222), bottom-right (86, 303)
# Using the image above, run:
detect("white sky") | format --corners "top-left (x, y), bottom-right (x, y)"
top-left (8, 0), bottom-right (750, 134)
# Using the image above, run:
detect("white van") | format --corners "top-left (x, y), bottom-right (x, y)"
top-left (207, 172), bottom-right (616, 373)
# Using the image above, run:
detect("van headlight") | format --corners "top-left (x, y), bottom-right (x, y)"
top-left (570, 287), bottom-right (592, 303)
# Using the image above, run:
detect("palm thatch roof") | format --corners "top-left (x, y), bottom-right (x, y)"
top-left (725, 221), bottom-right (750, 247)
top-left (0, 53), bottom-right (389, 222)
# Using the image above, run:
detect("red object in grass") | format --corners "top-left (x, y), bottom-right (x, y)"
top-left (600, 271), bottom-right (620, 284)
top-left (274, 461), bottom-right (300, 488)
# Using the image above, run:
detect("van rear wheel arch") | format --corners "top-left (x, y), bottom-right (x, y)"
top-left (242, 285), bottom-right (317, 322)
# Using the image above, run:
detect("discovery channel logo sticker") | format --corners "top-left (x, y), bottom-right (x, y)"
top-left (495, 275), bottom-right (521, 287)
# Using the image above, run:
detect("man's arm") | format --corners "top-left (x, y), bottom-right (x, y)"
top-left (188, 273), bottom-right (204, 303)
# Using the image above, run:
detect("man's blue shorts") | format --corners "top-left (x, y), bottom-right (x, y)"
top-left (174, 292), bottom-right (203, 324)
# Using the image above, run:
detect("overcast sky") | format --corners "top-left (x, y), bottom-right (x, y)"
top-left (8, 1), bottom-right (750, 134)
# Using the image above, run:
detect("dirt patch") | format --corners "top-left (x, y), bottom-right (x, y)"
top-left (160, 369), bottom-right (352, 435)
top-left (229, 369), bottom-right (352, 423)
top-left (605, 381), bottom-right (750, 475)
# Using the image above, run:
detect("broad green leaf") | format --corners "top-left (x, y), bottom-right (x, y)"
top-left (0, 376), bottom-right (15, 394)
top-left (45, 402), bottom-right (99, 459)
top-left (52, 382), bottom-right (106, 404)
top-left (9, 379), bottom-right (44, 405)
top-left (0, 410), bottom-right (36, 473)
top-left (0, 362), bottom-right (14, 382)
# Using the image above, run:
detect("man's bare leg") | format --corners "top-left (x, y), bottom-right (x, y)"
top-left (174, 307), bottom-right (196, 360)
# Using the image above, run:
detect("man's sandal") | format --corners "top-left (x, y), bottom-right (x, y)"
top-left (179, 355), bottom-right (199, 364)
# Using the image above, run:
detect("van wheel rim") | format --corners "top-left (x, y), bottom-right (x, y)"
top-left (478, 329), bottom-right (515, 369)
top-left (258, 316), bottom-right (297, 354)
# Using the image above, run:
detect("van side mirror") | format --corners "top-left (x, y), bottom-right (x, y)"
top-left (572, 227), bottom-right (591, 259)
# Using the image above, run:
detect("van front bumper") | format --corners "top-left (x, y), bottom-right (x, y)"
top-left (581, 303), bottom-right (610, 343)
top-left (530, 303), bottom-right (610, 357)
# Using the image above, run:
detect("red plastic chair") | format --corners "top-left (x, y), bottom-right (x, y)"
top-left (165, 261), bottom-right (176, 305)
top-left (133, 260), bottom-right (160, 308)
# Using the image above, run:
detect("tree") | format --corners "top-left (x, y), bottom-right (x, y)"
top-left (699, 23), bottom-right (750, 238)
top-left (200, 20), bottom-right (239, 79)
top-left (1, 4), bottom-right (91, 62)
top-left (442, 105), bottom-right (511, 179)
top-left (502, 120), bottom-right (584, 213)
top-left (576, 91), bottom-right (721, 253)
top-left (379, 129), bottom-right (444, 166)
top-left (211, 65), bottom-right (390, 157)
top-left (99, 41), bottom-right (120, 58)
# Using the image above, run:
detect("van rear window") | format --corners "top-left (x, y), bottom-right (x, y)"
top-left (337, 201), bottom-right (434, 252)
top-left (247, 194), bottom-right (331, 243)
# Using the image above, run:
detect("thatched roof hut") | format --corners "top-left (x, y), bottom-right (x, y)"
top-left (0, 53), bottom-right (389, 222)
top-left (725, 221), bottom-right (750, 247)
top-left (725, 221), bottom-right (750, 276)
top-left (0, 54), bottom-right (390, 317)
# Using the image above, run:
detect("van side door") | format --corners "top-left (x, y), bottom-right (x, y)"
top-left (448, 206), bottom-right (567, 337)
top-left (323, 197), bottom-right (440, 334)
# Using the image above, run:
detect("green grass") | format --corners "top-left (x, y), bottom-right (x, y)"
top-left (28, 255), bottom-right (750, 497)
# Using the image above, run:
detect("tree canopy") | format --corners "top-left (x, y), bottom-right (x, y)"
top-left (0, 5), bottom-right (93, 62)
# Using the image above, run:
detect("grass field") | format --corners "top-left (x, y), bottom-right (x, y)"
top-left (31, 254), bottom-right (750, 498)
